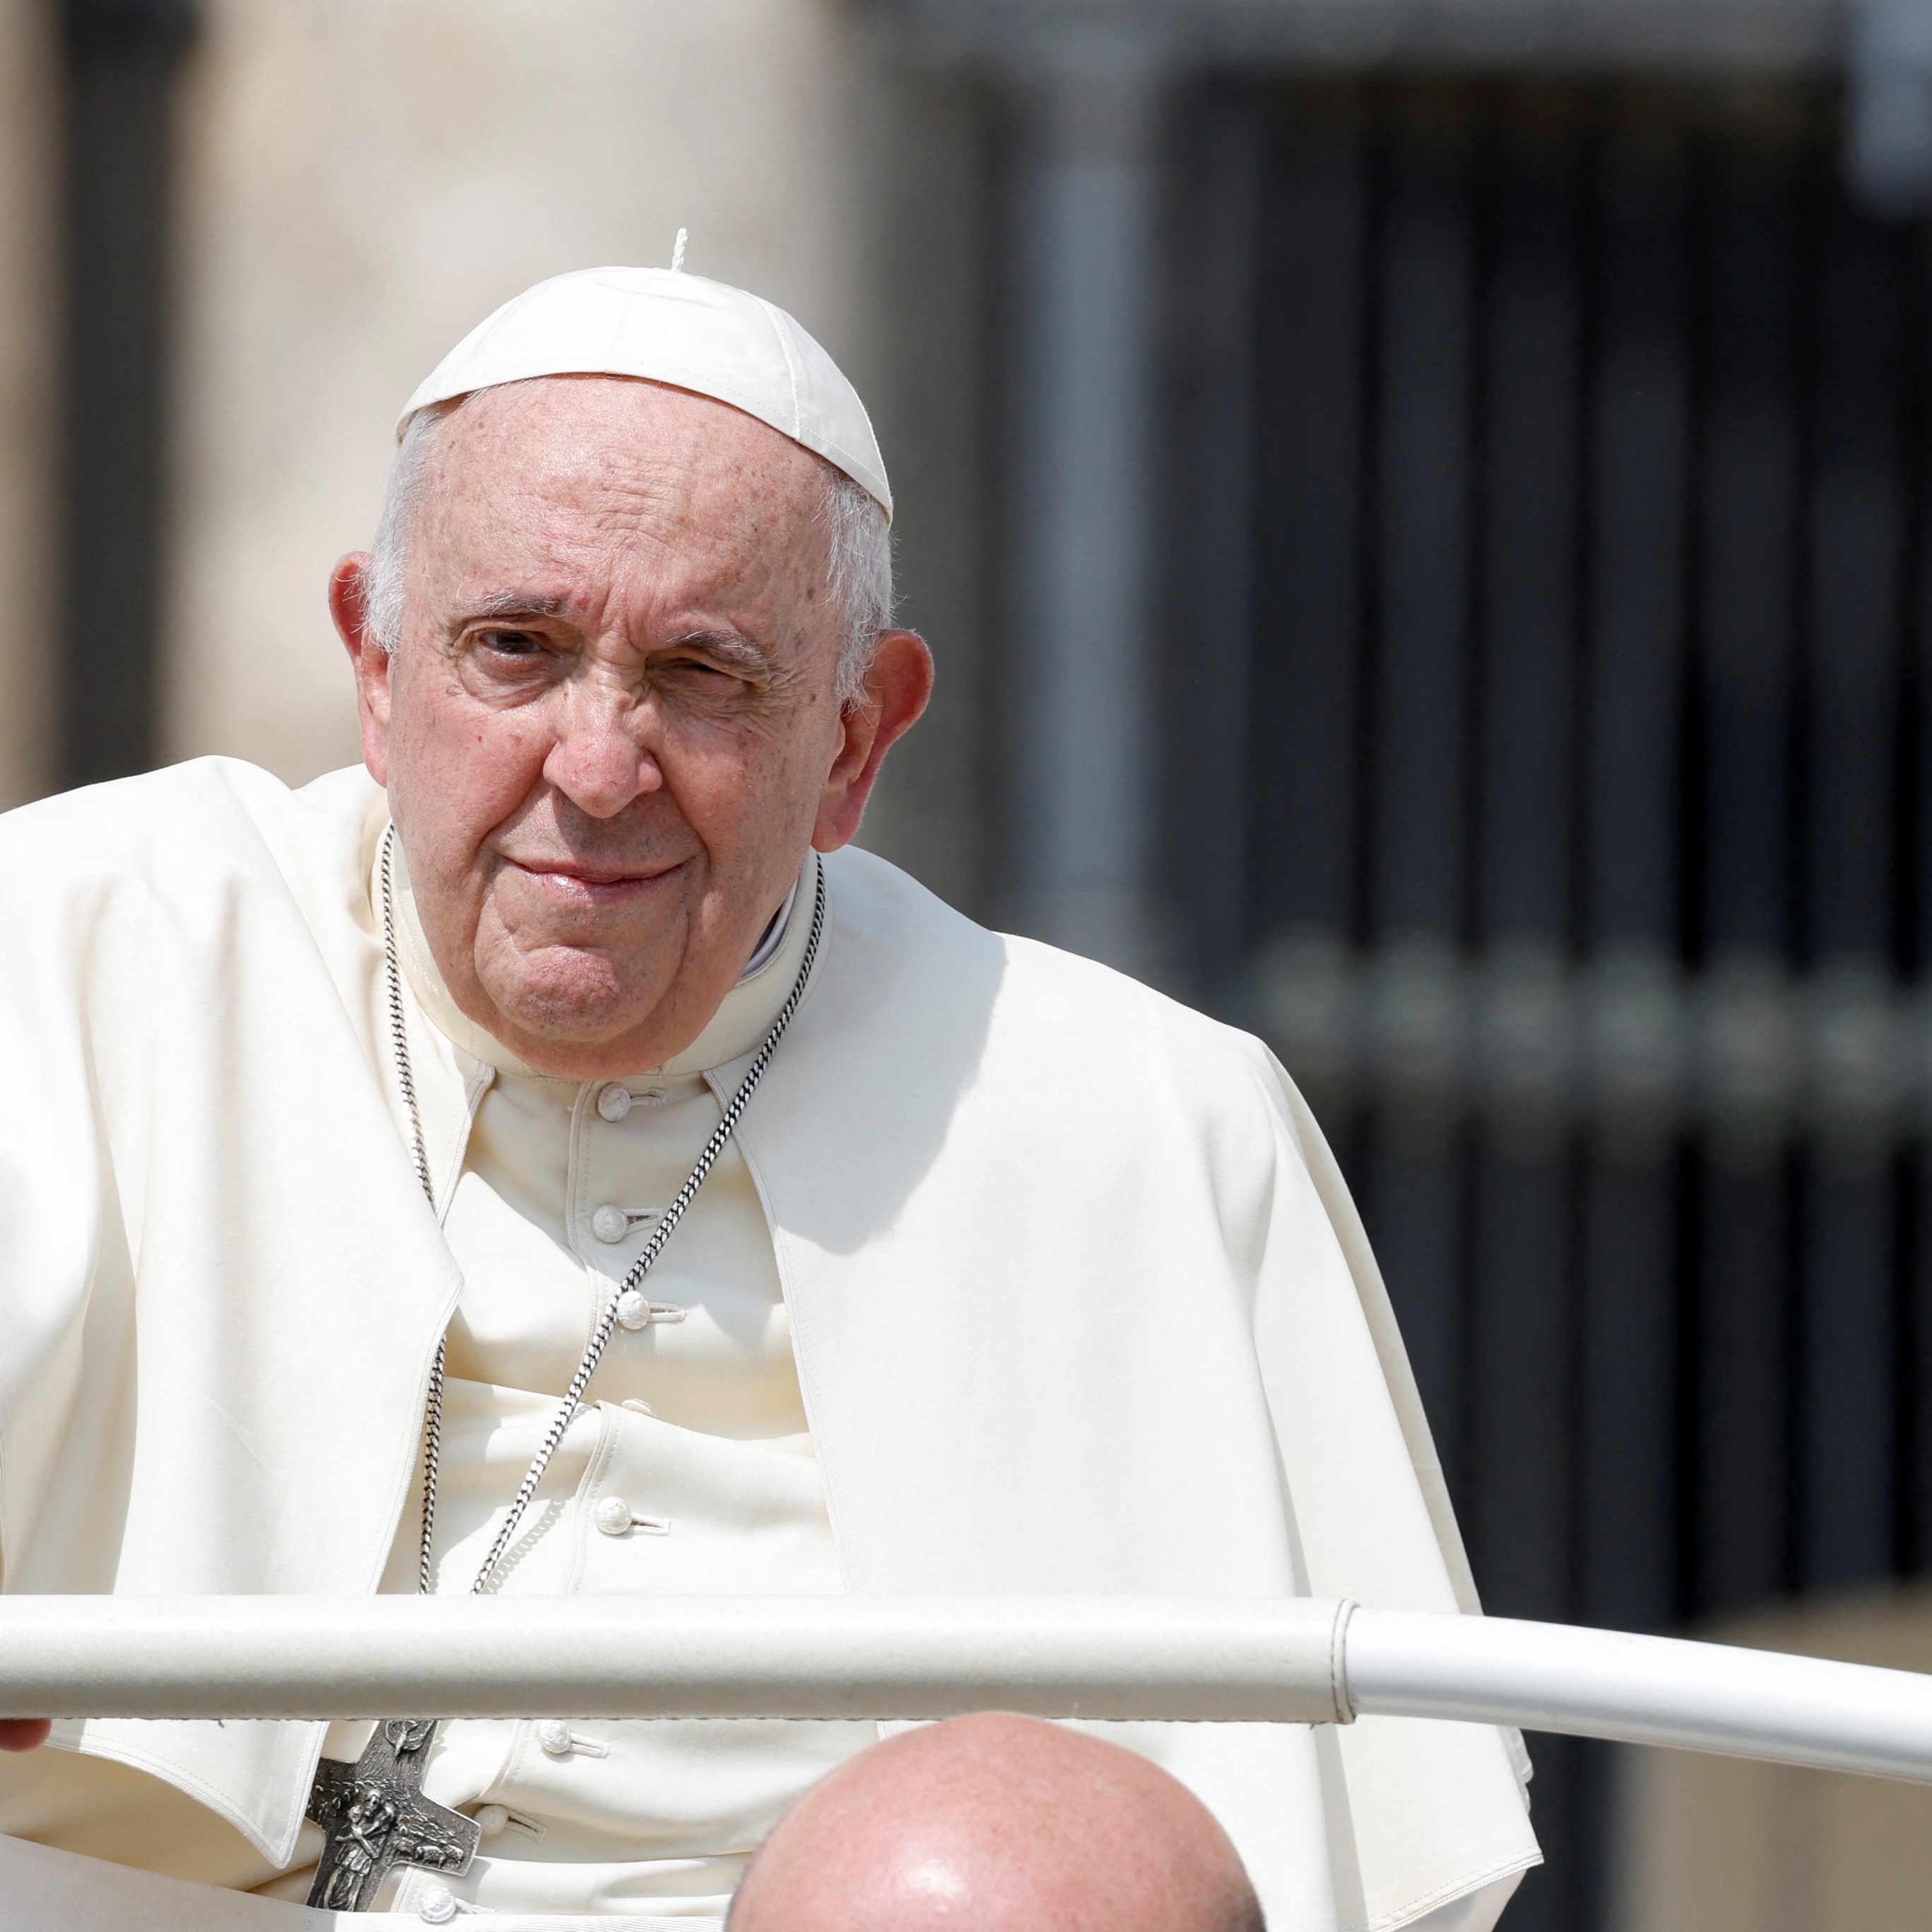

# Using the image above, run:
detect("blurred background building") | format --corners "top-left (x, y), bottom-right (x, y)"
top-left (8, 0), bottom-right (1932, 1925)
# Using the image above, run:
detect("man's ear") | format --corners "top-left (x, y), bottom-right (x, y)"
top-left (813, 630), bottom-right (935, 852)
top-left (331, 552), bottom-right (393, 788)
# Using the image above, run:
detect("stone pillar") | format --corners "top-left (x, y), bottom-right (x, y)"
top-left (0, 3), bottom-right (59, 809)
top-left (999, 26), bottom-right (1172, 974)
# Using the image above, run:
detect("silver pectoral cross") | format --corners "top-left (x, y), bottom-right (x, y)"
top-left (305, 1719), bottom-right (481, 1912)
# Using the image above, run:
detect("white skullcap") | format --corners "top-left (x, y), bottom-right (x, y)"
top-left (398, 265), bottom-right (892, 521)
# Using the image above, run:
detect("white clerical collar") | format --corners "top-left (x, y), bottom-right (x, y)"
top-left (385, 834), bottom-right (818, 1081)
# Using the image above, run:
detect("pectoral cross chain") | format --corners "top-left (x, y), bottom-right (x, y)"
top-left (305, 1720), bottom-right (481, 1913)
top-left (302, 846), bottom-right (824, 1909)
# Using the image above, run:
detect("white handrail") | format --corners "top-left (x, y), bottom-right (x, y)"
top-left (1, 1595), bottom-right (1928, 1785)
top-left (0, 1597), bottom-right (1351, 1724)
top-left (1344, 1609), bottom-right (1932, 1783)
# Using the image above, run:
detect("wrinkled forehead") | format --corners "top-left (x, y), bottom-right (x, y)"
top-left (411, 375), bottom-right (836, 590)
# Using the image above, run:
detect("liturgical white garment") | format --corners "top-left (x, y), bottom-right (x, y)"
top-left (0, 759), bottom-right (1539, 1931)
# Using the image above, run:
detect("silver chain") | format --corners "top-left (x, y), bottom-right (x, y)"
top-left (378, 823), bottom-right (823, 1597)
top-left (379, 827), bottom-right (448, 1593)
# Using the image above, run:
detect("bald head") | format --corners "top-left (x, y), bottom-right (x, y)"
top-left (728, 1714), bottom-right (1263, 1932)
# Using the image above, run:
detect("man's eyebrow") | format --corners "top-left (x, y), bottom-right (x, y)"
top-left (658, 628), bottom-right (779, 675)
top-left (458, 590), bottom-right (572, 624)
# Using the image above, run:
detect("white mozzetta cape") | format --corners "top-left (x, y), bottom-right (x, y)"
top-left (0, 760), bottom-right (1536, 1932)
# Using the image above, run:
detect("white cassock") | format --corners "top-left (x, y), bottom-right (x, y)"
top-left (0, 758), bottom-right (1539, 1931)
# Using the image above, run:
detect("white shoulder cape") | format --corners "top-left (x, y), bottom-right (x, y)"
top-left (0, 760), bottom-right (1536, 1932)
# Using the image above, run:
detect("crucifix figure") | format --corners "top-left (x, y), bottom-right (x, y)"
top-left (305, 1719), bottom-right (481, 1912)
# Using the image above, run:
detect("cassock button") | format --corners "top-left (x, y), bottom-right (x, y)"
top-left (615, 1291), bottom-right (649, 1331)
top-left (590, 1205), bottom-right (629, 1244)
top-left (593, 1496), bottom-right (634, 1537)
top-left (595, 1083), bottom-right (632, 1123)
top-left (474, 1804), bottom-right (509, 1837)
top-left (417, 1885), bottom-right (459, 1925)
top-left (535, 1720), bottom-right (574, 1757)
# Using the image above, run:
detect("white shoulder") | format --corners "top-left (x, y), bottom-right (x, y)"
top-left (822, 843), bottom-right (1286, 1124)
top-left (0, 757), bottom-right (379, 903)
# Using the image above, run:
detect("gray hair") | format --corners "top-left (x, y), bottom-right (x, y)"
top-left (363, 388), bottom-right (894, 704)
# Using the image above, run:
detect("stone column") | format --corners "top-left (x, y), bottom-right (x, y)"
top-left (999, 25), bottom-right (1172, 975)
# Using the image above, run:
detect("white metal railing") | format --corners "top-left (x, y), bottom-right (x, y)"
top-left (4, 1596), bottom-right (1932, 1784)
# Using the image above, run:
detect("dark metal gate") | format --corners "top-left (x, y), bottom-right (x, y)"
top-left (1163, 74), bottom-right (1932, 1931)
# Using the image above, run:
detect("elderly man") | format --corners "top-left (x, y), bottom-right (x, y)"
top-left (0, 267), bottom-right (1536, 1929)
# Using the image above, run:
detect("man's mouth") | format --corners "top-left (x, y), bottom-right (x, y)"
top-left (501, 855), bottom-right (686, 909)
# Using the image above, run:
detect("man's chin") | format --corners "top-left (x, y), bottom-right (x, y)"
top-left (475, 955), bottom-right (665, 1053)
top-left (488, 990), bottom-right (655, 1052)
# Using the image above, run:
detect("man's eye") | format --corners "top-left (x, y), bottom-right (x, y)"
top-left (661, 658), bottom-right (740, 687)
top-left (477, 629), bottom-right (547, 658)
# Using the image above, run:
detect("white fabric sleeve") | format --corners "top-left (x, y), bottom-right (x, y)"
top-left (0, 1833), bottom-right (718, 1931)
top-left (0, 1834), bottom-right (329, 1931)
top-left (1402, 1870), bottom-right (1526, 1932)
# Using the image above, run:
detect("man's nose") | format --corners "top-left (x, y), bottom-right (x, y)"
top-left (540, 687), bottom-right (661, 820)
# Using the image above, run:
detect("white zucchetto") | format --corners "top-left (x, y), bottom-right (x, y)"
top-left (397, 264), bottom-right (892, 520)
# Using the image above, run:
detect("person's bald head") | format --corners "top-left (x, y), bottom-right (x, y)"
top-left (728, 1713), bottom-right (1263, 1932)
